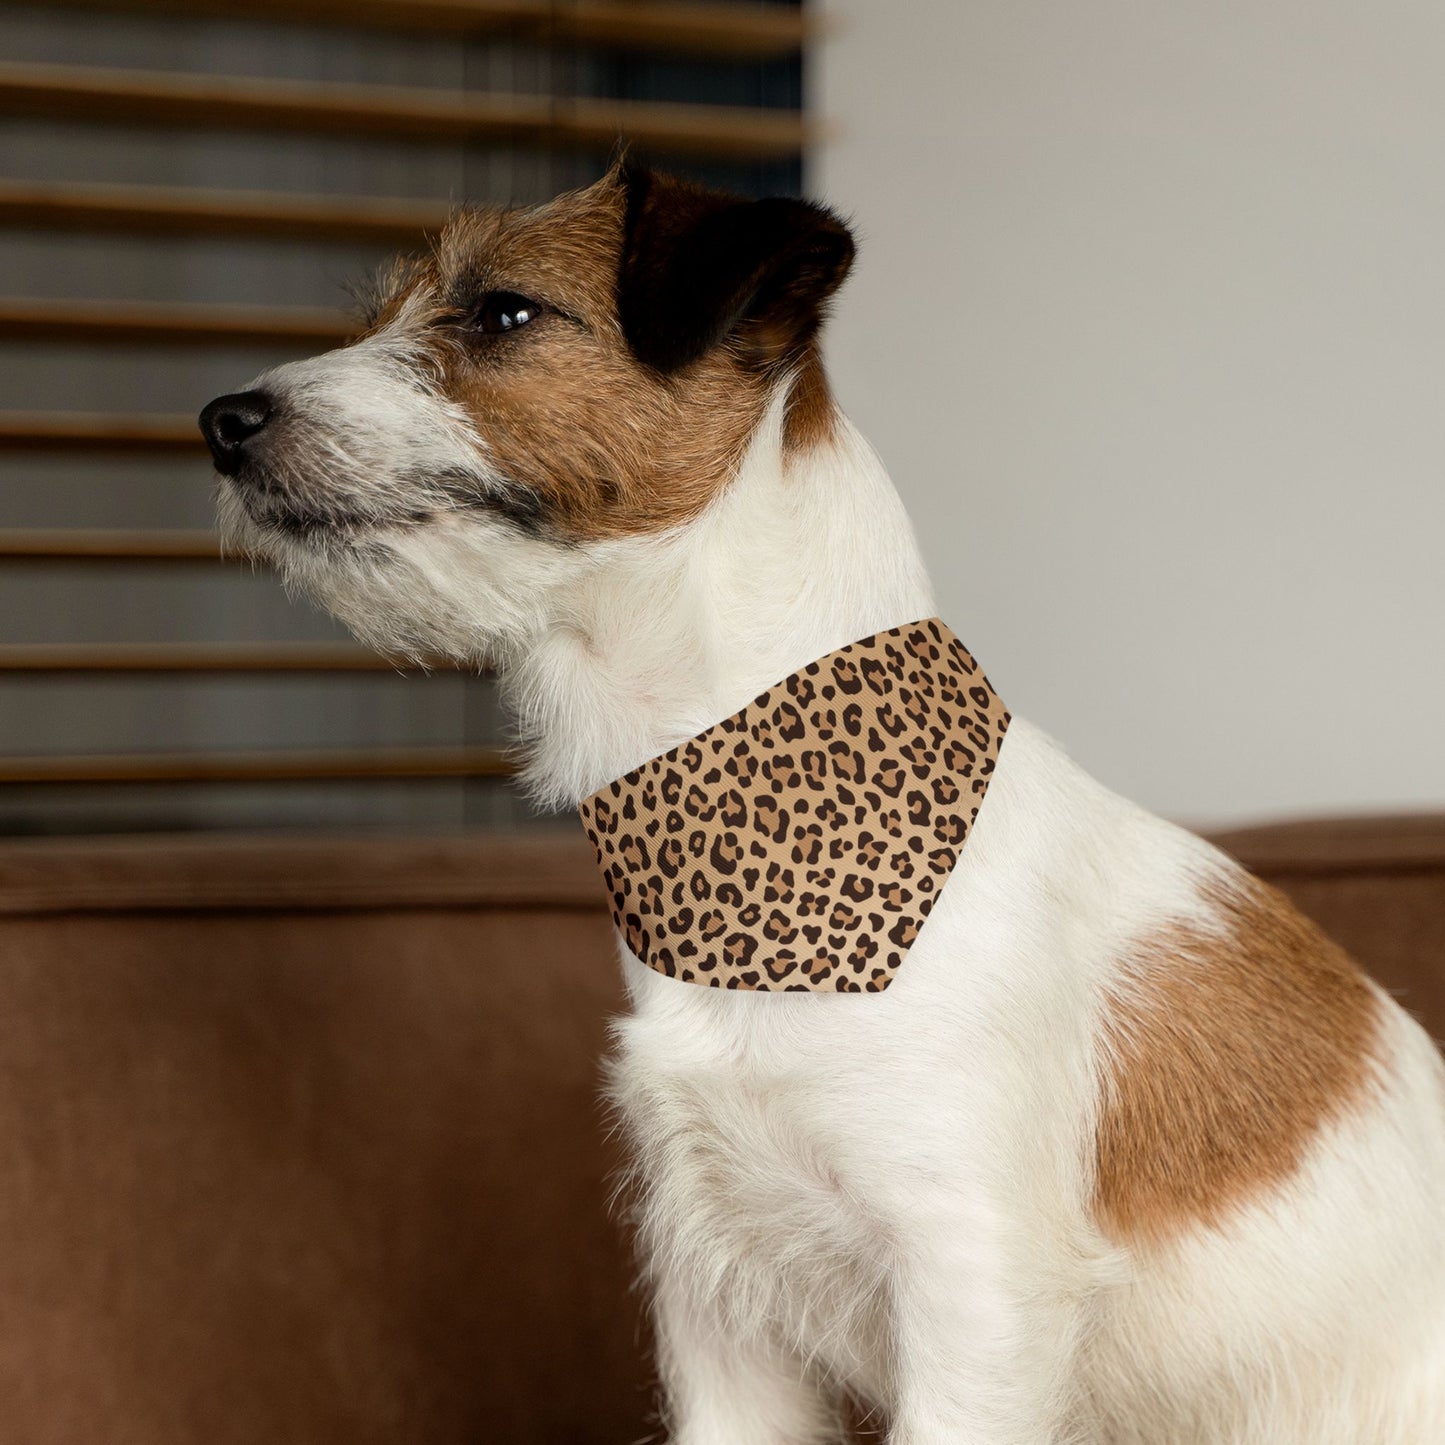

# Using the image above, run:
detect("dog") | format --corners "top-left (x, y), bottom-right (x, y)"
top-left (200, 162), bottom-right (1445, 1443)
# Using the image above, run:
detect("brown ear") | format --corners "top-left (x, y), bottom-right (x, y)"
top-left (616, 163), bottom-right (855, 374)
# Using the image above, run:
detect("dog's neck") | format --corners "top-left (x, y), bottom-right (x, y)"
top-left (505, 392), bottom-right (937, 809)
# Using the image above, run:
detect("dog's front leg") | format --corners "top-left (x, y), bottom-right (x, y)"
top-left (653, 1275), bottom-right (841, 1445)
top-left (885, 1201), bottom-right (1090, 1445)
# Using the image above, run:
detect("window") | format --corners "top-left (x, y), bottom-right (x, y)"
top-left (0, 0), bottom-right (808, 834)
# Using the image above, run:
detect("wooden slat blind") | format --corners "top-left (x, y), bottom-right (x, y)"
top-left (0, 643), bottom-right (420, 673)
top-left (0, 181), bottom-right (448, 245)
top-left (0, 413), bottom-right (205, 452)
top-left (0, 297), bottom-right (354, 348)
top-left (31, 0), bottom-right (811, 59)
top-left (0, 0), bottom-right (810, 816)
top-left (0, 529), bottom-right (222, 561)
top-left (0, 62), bottom-right (812, 163)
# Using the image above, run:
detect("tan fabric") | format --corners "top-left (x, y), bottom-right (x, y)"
top-left (578, 620), bottom-right (1010, 992)
top-left (0, 839), bottom-right (648, 1445)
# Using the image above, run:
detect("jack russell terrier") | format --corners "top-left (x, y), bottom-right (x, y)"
top-left (200, 163), bottom-right (1445, 1444)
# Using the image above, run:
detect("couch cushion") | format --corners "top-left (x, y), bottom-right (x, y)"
top-left (0, 830), bottom-right (647, 1445)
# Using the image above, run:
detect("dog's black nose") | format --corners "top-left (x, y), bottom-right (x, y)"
top-left (199, 390), bottom-right (273, 475)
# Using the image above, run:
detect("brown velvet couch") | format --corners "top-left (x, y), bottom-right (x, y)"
top-left (0, 816), bottom-right (1441, 1444)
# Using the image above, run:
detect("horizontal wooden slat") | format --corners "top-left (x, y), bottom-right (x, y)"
top-left (0, 643), bottom-right (419, 673)
top-left (0, 528), bottom-right (220, 560)
top-left (0, 413), bottom-right (203, 452)
top-left (0, 62), bottom-right (811, 162)
top-left (0, 179), bottom-right (449, 245)
top-left (29, 0), bottom-right (810, 59)
top-left (513, 0), bottom-right (809, 57)
top-left (0, 296), bottom-right (353, 348)
top-left (0, 745), bottom-right (513, 784)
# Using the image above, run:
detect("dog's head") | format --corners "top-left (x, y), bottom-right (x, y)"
top-left (200, 163), bottom-right (854, 661)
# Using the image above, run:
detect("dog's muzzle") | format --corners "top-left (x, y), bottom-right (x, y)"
top-left (199, 390), bottom-right (274, 477)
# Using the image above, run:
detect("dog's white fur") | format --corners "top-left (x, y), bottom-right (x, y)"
top-left (217, 231), bottom-right (1445, 1445)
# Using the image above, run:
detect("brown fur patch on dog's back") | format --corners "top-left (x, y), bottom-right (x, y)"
top-left (1094, 874), bottom-right (1382, 1246)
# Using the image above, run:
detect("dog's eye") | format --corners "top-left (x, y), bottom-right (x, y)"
top-left (471, 291), bottom-right (543, 335)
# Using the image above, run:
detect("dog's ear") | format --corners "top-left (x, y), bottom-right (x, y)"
top-left (616, 162), bottom-right (855, 374)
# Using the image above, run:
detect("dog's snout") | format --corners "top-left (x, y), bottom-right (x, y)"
top-left (199, 390), bottom-right (274, 476)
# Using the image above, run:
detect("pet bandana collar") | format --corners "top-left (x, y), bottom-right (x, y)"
top-left (578, 619), bottom-right (1009, 993)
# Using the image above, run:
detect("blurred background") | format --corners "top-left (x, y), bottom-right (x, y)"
top-left (0, 6), bottom-right (1442, 1443)
top-left (818, 0), bottom-right (1445, 827)
top-left (0, 0), bottom-right (802, 837)
top-left (1, 0), bottom-right (1440, 838)
top-left (2, 2), bottom-right (1445, 838)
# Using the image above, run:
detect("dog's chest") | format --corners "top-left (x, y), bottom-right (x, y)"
top-left (611, 995), bottom-right (894, 1389)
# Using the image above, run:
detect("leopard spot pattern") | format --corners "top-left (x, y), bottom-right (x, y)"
top-left (579, 619), bottom-right (1009, 993)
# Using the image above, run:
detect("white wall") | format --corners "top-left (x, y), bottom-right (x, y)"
top-left (812, 0), bottom-right (1445, 827)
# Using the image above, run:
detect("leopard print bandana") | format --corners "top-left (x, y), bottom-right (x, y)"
top-left (578, 619), bottom-right (1009, 993)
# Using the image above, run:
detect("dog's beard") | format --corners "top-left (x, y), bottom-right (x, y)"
top-left (216, 468), bottom-right (587, 668)
top-left (216, 444), bottom-right (519, 543)
top-left (212, 327), bottom-right (575, 659)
